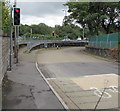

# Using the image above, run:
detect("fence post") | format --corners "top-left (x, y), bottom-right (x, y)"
top-left (110, 41), bottom-right (111, 48)
top-left (100, 41), bottom-right (101, 48)
top-left (96, 36), bottom-right (98, 47)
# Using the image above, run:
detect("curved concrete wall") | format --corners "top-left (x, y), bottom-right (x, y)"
top-left (29, 41), bottom-right (88, 51)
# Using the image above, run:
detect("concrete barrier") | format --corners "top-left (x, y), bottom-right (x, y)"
top-left (28, 41), bottom-right (88, 52)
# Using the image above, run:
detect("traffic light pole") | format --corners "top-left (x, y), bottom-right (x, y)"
top-left (17, 26), bottom-right (19, 49)
top-left (54, 35), bottom-right (56, 47)
top-left (13, 0), bottom-right (19, 63)
top-left (14, 26), bottom-right (18, 63)
top-left (9, 6), bottom-right (13, 70)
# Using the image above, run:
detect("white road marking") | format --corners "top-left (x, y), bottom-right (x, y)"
top-left (90, 85), bottom-right (119, 98)
top-left (35, 62), bottom-right (69, 111)
top-left (108, 86), bottom-right (120, 93)
top-left (46, 78), bottom-right (56, 80)
top-left (84, 73), bottom-right (118, 78)
top-left (90, 87), bottom-right (112, 98)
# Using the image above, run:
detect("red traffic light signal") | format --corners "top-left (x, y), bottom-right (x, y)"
top-left (14, 8), bottom-right (20, 26)
top-left (15, 9), bottom-right (20, 13)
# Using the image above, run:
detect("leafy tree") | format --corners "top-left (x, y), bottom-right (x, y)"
top-left (55, 24), bottom-right (83, 40)
top-left (20, 22), bottom-right (86, 40)
top-left (65, 2), bottom-right (120, 36)
top-left (2, 0), bottom-right (10, 34)
top-left (19, 24), bottom-right (31, 36)
top-left (20, 23), bottom-right (53, 36)
top-left (99, 2), bottom-right (120, 34)
top-left (30, 23), bottom-right (52, 35)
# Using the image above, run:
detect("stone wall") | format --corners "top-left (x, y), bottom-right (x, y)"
top-left (0, 32), bottom-right (10, 110)
top-left (85, 46), bottom-right (120, 62)
top-left (1, 34), bottom-right (10, 80)
top-left (0, 33), bottom-right (2, 82)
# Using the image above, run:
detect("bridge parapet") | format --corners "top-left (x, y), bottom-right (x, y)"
top-left (18, 39), bottom-right (88, 51)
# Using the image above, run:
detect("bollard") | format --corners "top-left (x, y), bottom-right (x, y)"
top-left (57, 45), bottom-right (59, 49)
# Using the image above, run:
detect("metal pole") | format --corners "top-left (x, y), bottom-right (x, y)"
top-left (62, 9), bottom-right (67, 25)
top-left (83, 28), bottom-right (84, 39)
top-left (106, 34), bottom-right (109, 48)
top-left (14, 0), bottom-right (16, 7)
top-left (17, 26), bottom-right (19, 49)
top-left (14, 26), bottom-right (18, 63)
top-left (54, 34), bottom-right (56, 47)
top-left (14, 0), bottom-right (18, 63)
top-left (16, 26), bottom-right (19, 63)
top-left (30, 28), bottom-right (32, 39)
top-left (9, 6), bottom-right (13, 70)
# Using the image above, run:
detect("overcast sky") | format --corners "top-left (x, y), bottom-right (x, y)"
top-left (16, 2), bottom-right (68, 27)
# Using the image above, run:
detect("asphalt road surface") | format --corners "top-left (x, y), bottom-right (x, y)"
top-left (37, 47), bottom-right (118, 78)
top-left (37, 47), bottom-right (119, 110)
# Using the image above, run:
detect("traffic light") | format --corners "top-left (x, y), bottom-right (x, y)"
top-left (52, 31), bottom-right (55, 36)
top-left (14, 8), bottom-right (20, 26)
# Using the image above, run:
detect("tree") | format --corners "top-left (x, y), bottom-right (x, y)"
top-left (55, 24), bottom-right (83, 40)
top-left (30, 23), bottom-right (52, 35)
top-left (19, 24), bottom-right (31, 36)
top-left (2, 0), bottom-right (10, 34)
top-left (20, 23), bottom-right (53, 36)
top-left (99, 2), bottom-right (120, 34)
top-left (65, 2), bottom-right (120, 36)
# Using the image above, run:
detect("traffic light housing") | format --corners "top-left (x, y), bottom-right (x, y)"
top-left (52, 31), bottom-right (55, 36)
top-left (14, 8), bottom-right (20, 26)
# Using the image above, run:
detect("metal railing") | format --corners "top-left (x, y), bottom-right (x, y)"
top-left (88, 33), bottom-right (120, 49)
top-left (88, 41), bottom-right (118, 48)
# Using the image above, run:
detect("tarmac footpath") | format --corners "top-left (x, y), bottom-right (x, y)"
top-left (2, 48), bottom-right (65, 110)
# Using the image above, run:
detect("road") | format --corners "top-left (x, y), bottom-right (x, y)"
top-left (37, 47), bottom-right (118, 78)
top-left (37, 47), bottom-right (119, 110)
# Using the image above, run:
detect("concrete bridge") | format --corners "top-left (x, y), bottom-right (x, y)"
top-left (18, 39), bottom-right (88, 51)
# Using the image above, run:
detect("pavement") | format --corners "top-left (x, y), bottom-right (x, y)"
top-left (2, 48), bottom-right (65, 110)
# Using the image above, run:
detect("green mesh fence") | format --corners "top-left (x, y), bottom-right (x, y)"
top-left (88, 33), bottom-right (120, 49)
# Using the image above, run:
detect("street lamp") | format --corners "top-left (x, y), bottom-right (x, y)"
top-left (30, 28), bottom-right (32, 39)
top-left (62, 9), bottom-right (67, 16)
top-left (62, 9), bottom-right (67, 25)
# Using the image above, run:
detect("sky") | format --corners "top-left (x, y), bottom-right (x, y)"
top-left (11, 0), bottom-right (119, 27)
top-left (15, 2), bottom-right (69, 27)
